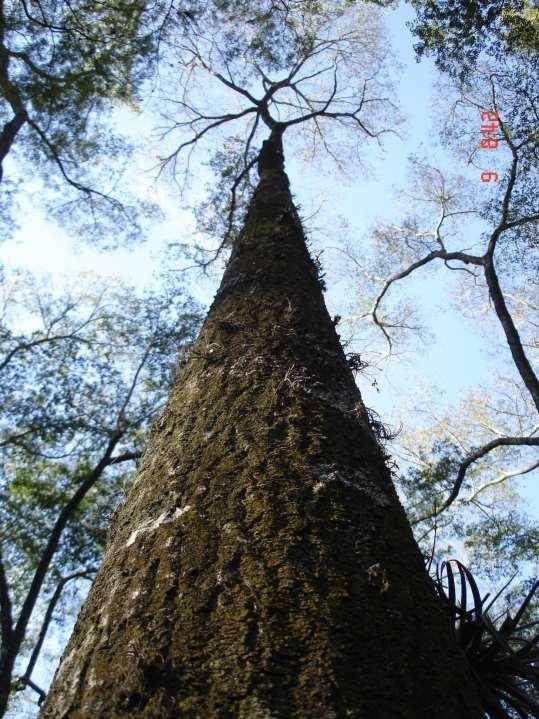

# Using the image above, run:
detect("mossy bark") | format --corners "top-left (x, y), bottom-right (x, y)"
top-left (41, 141), bottom-right (482, 718)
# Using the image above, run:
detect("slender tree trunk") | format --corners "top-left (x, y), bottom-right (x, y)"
top-left (41, 138), bottom-right (482, 718)
top-left (483, 255), bottom-right (539, 414)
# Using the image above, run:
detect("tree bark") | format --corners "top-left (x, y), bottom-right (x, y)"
top-left (0, 652), bottom-right (15, 719)
top-left (41, 145), bottom-right (482, 718)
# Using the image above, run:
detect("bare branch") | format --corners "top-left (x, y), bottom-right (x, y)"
top-left (26, 679), bottom-right (46, 705)
top-left (371, 249), bottom-right (483, 350)
top-left (159, 107), bottom-right (258, 169)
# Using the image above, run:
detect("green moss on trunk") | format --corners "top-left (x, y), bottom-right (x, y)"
top-left (41, 159), bottom-right (482, 718)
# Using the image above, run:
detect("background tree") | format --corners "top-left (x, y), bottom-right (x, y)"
top-left (0, 0), bottom-right (169, 240)
top-left (329, 2), bottom-right (538, 601)
top-left (0, 270), bottom-right (201, 716)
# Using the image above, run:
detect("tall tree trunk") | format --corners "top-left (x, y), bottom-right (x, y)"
top-left (41, 137), bottom-right (482, 718)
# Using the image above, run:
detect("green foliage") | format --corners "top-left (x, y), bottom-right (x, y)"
top-left (408, 0), bottom-right (539, 77)
top-left (432, 560), bottom-right (539, 718)
top-left (464, 513), bottom-right (539, 583)
top-left (0, 0), bottom-right (170, 241)
top-left (399, 442), bottom-right (539, 583)
top-left (1, 0), bottom-right (152, 151)
top-left (399, 440), bottom-right (461, 518)
top-left (178, 0), bottom-right (366, 72)
top-left (502, 3), bottom-right (539, 53)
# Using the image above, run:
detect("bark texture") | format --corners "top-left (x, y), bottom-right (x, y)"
top-left (41, 142), bottom-right (482, 718)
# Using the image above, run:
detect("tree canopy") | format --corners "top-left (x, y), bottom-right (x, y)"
top-left (409, 0), bottom-right (539, 76)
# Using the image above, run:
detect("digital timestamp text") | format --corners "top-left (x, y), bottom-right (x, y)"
top-left (480, 110), bottom-right (499, 183)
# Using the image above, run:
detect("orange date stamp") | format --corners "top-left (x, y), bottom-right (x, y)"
top-left (480, 110), bottom-right (499, 182)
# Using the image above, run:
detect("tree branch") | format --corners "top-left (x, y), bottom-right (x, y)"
top-left (0, 332), bottom-right (92, 373)
top-left (0, 111), bottom-right (27, 182)
top-left (10, 432), bottom-right (123, 665)
top-left (371, 249), bottom-right (483, 350)
top-left (0, 16), bottom-right (28, 181)
top-left (412, 435), bottom-right (539, 524)
top-left (109, 450), bottom-right (141, 465)
top-left (483, 255), bottom-right (539, 414)
top-left (465, 458), bottom-right (539, 503)
top-left (20, 571), bottom-right (94, 689)
top-left (25, 679), bottom-right (46, 705)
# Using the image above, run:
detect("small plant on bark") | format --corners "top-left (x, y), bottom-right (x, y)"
top-left (432, 559), bottom-right (539, 719)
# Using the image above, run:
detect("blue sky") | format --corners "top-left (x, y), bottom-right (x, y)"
top-left (2, 3), bottom-right (537, 716)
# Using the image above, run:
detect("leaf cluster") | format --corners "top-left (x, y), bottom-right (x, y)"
top-left (398, 440), bottom-right (538, 582)
top-left (408, 0), bottom-right (539, 78)
top-left (432, 560), bottom-right (539, 718)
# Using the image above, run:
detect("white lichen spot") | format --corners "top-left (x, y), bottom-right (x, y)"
top-left (99, 614), bottom-right (109, 629)
top-left (125, 505), bottom-right (192, 548)
top-left (312, 464), bottom-right (391, 507)
top-left (239, 695), bottom-right (275, 719)
top-left (184, 377), bottom-right (199, 396)
top-left (306, 385), bottom-right (358, 414)
top-left (125, 512), bottom-right (168, 547)
top-left (367, 562), bottom-right (390, 593)
top-left (86, 667), bottom-right (101, 689)
top-left (173, 504), bottom-right (191, 520)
